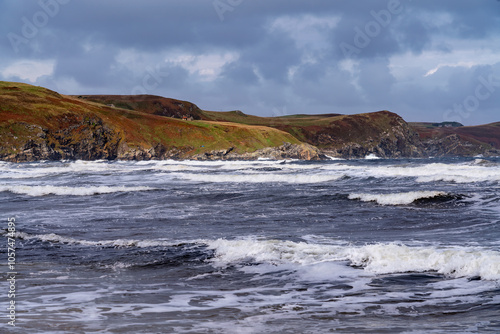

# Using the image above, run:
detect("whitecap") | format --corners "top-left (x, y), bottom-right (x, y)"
top-left (14, 231), bottom-right (174, 248)
top-left (348, 191), bottom-right (449, 205)
top-left (0, 185), bottom-right (156, 196)
top-left (173, 173), bottom-right (342, 184)
top-left (364, 153), bottom-right (381, 160)
top-left (203, 238), bottom-right (500, 281)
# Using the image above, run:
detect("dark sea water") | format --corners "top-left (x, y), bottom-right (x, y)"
top-left (1, 157), bottom-right (499, 333)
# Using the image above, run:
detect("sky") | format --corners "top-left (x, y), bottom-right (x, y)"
top-left (0, 0), bottom-right (499, 125)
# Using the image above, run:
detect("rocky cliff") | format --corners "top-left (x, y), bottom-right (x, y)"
top-left (410, 122), bottom-right (500, 157)
top-left (202, 109), bottom-right (426, 158)
top-left (2, 81), bottom-right (499, 162)
top-left (192, 142), bottom-right (323, 161)
top-left (0, 81), bottom-right (303, 162)
top-left (303, 111), bottom-right (426, 159)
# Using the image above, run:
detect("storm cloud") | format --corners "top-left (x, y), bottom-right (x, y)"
top-left (1, 0), bottom-right (499, 124)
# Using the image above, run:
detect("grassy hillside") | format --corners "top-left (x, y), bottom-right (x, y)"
top-left (76, 94), bottom-right (206, 120)
top-left (0, 81), bottom-right (302, 161)
top-left (409, 121), bottom-right (500, 156)
top-left (4, 81), bottom-right (497, 161)
top-left (70, 95), bottom-right (427, 158)
top-left (67, 95), bottom-right (423, 156)
top-left (204, 109), bottom-right (425, 157)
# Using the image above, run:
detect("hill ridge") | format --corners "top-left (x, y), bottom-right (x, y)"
top-left (1, 81), bottom-right (499, 161)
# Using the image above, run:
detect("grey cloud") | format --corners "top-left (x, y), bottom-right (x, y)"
top-left (1, 0), bottom-right (499, 125)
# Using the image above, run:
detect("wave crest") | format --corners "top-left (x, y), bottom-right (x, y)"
top-left (0, 185), bottom-right (155, 196)
top-left (174, 173), bottom-right (342, 184)
top-left (205, 238), bottom-right (500, 280)
top-left (347, 191), bottom-right (456, 205)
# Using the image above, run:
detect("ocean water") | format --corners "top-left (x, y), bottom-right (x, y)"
top-left (1, 157), bottom-right (499, 333)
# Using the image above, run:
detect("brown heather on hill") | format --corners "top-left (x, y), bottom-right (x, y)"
top-left (202, 109), bottom-right (426, 158)
top-left (76, 95), bottom-right (207, 120)
top-left (410, 122), bottom-right (500, 157)
top-left (0, 81), bottom-right (313, 162)
top-left (1, 81), bottom-right (499, 161)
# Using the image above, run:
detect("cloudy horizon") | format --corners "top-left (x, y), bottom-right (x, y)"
top-left (1, 0), bottom-right (499, 125)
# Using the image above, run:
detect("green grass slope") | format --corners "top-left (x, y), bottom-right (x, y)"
top-left (75, 94), bottom-right (206, 120)
top-left (0, 81), bottom-right (302, 161)
top-left (203, 109), bottom-right (425, 157)
top-left (74, 95), bottom-right (426, 157)
top-left (72, 95), bottom-right (428, 158)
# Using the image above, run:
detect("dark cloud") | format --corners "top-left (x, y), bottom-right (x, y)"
top-left (1, 0), bottom-right (499, 125)
top-left (221, 62), bottom-right (259, 85)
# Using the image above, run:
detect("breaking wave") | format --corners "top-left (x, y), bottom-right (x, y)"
top-left (347, 191), bottom-right (459, 205)
top-left (2, 159), bottom-right (500, 184)
top-left (321, 162), bottom-right (500, 184)
top-left (12, 232), bottom-right (500, 280)
top-left (173, 173), bottom-right (343, 184)
top-left (0, 185), bottom-right (155, 196)
top-left (205, 238), bottom-right (500, 280)
top-left (364, 153), bottom-right (381, 160)
top-left (14, 232), bottom-right (173, 248)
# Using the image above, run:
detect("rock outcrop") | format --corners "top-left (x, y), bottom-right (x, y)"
top-left (2, 81), bottom-right (499, 162)
top-left (310, 111), bottom-right (426, 159)
top-left (411, 122), bottom-right (500, 157)
top-left (0, 81), bottom-right (307, 162)
top-left (192, 142), bottom-right (323, 161)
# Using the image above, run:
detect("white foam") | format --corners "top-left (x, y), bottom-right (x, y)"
top-left (15, 232), bottom-right (174, 248)
top-left (364, 153), bottom-right (381, 160)
top-left (324, 155), bottom-right (344, 161)
top-left (2, 159), bottom-right (500, 184)
top-left (349, 243), bottom-right (500, 280)
top-left (0, 185), bottom-right (155, 196)
top-left (204, 238), bottom-right (500, 280)
top-left (321, 162), bottom-right (500, 184)
top-left (348, 191), bottom-right (448, 205)
top-left (0, 159), bottom-right (314, 179)
top-left (173, 173), bottom-right (342, 184)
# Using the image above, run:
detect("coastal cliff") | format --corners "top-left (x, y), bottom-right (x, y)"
top-left (0, 81), bottom-right (313, 162)
top-left (201, 109), bottom-right (425, 158)
top-left (301, 111), bottom-right (426, 159)
top-left (1, 81), bottom-right (499, 162)
top-left (410, 122), bottom-right (500, 157)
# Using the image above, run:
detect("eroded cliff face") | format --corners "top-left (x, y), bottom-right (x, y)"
top-left (411, 122), bottom-right (500, 157)
top-left (0, 82), bottom-right (306, 162)
top-left (2, 81), bottom-right (499, 162)
top-left (311, 111), bottom-right (426, 158)
top-left (0, 106), bottom-right (429, 162)
top-left (192, 142), bottom-right (323, 161)
top-left (1, 117), bottom-right (121, 162)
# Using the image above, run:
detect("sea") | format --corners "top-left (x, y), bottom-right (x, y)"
top-left (1, 157), bottom-right (499, 333)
